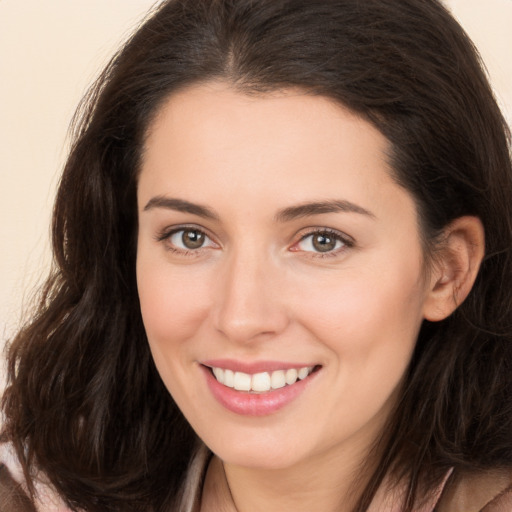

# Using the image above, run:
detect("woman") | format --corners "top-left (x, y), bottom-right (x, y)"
top-left (2, 0), bottom-right (512, 510)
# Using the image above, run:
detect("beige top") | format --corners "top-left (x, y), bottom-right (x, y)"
top-left (2, 442), bottom-right (512, 511)
top-left (176, 443), bottom-right (512, 512)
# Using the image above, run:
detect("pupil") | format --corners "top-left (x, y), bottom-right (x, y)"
top-left (183, 230), bottom-right (204, 249)
top-left (313, 233), bottom-right (336, 252)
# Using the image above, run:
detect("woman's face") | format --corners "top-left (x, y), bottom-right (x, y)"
top-left (136, 83), bottom-right (432, 470)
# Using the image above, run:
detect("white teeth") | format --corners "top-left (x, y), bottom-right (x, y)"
top-left (270, 370), bottom-right (286, 389)
top-left (211, 366), bottom-right (315, 392)
top-left (298, 367), bottom-right (310, 380)
top-left (212, 367), bottom-right (224, 384)
top-left (224, 369), bottom-right (235, 388)
top-left (252, 372), bottom-right (271, 392)
top-left (285, 368), bottom-right (298, 385)
top-left (233, 371), bottom-right (252, 391)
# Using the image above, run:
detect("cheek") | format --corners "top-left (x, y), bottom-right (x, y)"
top-left (136, 251), bottom-right (212, 346)
top-left (293, 260), bottom-right (425, 432)
top-left (296, 254), bottom-right (426, 360)
top-left (136, 252), bottom-right (214, 406)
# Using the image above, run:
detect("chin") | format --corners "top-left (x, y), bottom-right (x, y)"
top-left (202, 427), bottom-right (311, 470)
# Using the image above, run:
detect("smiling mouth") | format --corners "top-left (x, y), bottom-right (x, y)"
top-left (205, 365), bottom-right (321, 393)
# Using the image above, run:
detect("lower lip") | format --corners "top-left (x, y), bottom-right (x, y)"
top-left (202, 366), bottom-right (318, 416)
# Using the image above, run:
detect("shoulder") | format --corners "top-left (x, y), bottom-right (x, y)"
top-left (0, 463), bottom-right (37, 512)
top-left (0, 443), bottom-right (71, 512)
top-left (436, 468), bottom-right (512, 512)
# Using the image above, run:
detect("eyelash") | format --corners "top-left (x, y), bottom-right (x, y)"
top-left (292, 228), bottom-right (354, 258)
top-left (155, 226), bottom-right (217, 257)
top-left (155, 226), bottom-right (354, 258)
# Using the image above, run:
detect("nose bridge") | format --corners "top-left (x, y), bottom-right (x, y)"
top-left (213, 243), bottom-right (288, 343)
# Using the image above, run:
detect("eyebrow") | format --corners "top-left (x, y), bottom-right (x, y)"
top-left (274, 200), bottom-right (375, 222)
top-left (143, 196), bottom-right (375, 222)
top-left (143, 196), bottom-right (219, 220)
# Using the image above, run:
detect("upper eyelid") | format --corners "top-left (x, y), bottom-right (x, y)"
top-left (295, 227), bottom-right (354, 244)
top-left (288, 228), bottom-right (355, 260)
top-left (154, 224), bottom-right (354, 250)
top-left (155, 224), bottom-right (215, 241)
top-left (156, 226), bottom-right (219, 255)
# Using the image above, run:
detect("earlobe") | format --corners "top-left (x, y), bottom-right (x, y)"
top-left (423, 216), bottom-right (485, 322)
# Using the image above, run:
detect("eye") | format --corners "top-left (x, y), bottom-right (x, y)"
top-left (159, 227), bottom-right (217, 252)
top-left (294, 229), bottom-right (350, 254)
top-left (170, 229), bottom-right (206, 249)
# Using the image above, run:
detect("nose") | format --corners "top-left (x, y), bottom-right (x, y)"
top-left (213, 248), bottom-right (289, 344)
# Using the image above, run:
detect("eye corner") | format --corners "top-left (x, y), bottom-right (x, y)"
top-left (290, 227), bottom-right (354, 258)
top-left (155, 225), bottom-right (220, 255)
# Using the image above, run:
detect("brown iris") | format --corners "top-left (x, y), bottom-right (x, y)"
top-left (312, 232), bottom-right (338, 252)
top-left (181, 229), bottom-right (205, 249)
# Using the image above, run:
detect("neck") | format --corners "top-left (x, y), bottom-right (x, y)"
top-left (199, 390), bottom-right (399, 512)
top-left (202, 443), bottom-right (378, 512)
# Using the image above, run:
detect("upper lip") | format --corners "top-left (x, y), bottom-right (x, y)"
top-left (201, 359), bottom-right (319, 374)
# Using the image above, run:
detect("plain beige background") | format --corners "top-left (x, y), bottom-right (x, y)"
top-left (1, 0), bottom-right (512, 382)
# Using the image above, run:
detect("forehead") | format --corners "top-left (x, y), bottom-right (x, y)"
top-left (138, 82), bottom-right (414, 226)
top-left (144, 83), bottom-right (389, 161)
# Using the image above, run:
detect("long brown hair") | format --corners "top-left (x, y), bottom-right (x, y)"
top-left (3, 1), bottom-right (512, 510)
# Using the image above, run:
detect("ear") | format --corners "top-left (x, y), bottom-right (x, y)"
top-left (423, 216), bottom-right (485, 322)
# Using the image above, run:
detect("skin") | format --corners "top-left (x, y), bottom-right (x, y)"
top-left (136, 82), bottom-right (484, 511)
